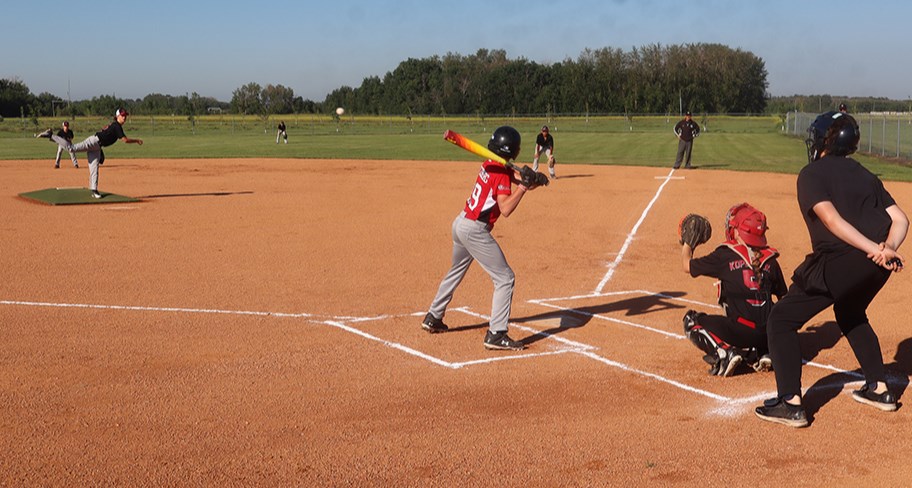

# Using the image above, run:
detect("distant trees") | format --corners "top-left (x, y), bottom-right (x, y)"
top-left (0, 78), bottom-right (37, 118)
top-left (324, 43), bottom-right (771, 115)
top-left (4, 42), bottom-right (911, 119)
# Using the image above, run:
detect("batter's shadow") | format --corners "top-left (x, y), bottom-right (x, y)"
top-left (139, 191), bottom-right (254, 199)
top-left (802, 336), bottom-right (912, 417)
top-left (513, 291), bottom-right (688, 347)
top-left (548, 174), bottom-right (594, 180)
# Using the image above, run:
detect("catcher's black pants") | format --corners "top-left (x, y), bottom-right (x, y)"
top-left (766, 250), bottom-right (891, 399)
top-left (697, 314), bottom-right (768, 352)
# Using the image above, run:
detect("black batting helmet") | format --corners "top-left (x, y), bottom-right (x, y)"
top-left (487, 126), bottom-right (521, 161)
top-left (805, 111), bottom-right (860, 163)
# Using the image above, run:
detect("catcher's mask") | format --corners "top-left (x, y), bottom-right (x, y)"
top-left (805, 111), bottom-right (860, 163)
top-left (725, 203), bottom-right (768, 248)
top-left (488, 126), bottom-right (521, 161)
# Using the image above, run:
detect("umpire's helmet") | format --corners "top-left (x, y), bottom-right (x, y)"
top-left (488, 126), bottom-right (521, 161)
top-left (806, 111), bottom-right (860, 163)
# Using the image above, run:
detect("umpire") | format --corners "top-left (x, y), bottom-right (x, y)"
top-left (755, 111), bottom-right (909, 428)
top-left (672, 111), bottom-right (700, 169)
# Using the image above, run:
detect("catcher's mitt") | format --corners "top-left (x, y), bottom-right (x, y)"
top-left (518, 165), bottom-right (550, 188)
top-left (678, 213), bottom-right (712, 248)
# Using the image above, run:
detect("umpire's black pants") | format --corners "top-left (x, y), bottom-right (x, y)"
top-left (767, 249), bottom-right (891, 399)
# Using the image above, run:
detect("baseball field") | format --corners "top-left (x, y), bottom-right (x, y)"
top-left (2, 121), bottom-right (912, 485)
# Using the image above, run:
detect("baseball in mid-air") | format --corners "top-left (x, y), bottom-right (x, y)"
top-left (335, 107), bottom-right (345, 116)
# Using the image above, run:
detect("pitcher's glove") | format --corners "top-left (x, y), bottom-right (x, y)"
top-left (518, 165), bottom-right (550, 189)
top-left (678, 213), bottom-right (712, 248)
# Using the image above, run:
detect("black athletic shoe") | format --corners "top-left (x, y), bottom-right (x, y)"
top-left (755, 397), bottom-right (808, 428)
top-left (716, 350), bottom-right (743, 377)
top-left (744, 349), bottom-right (774, 372)
top-left (483, 330), bottom-right (525, 351)
top-left (421, 313), bottom-right (448, 333)
top-left (751, 354), bottom-right (773, 372)
top-left (852, 384), bottom-right (898, 412)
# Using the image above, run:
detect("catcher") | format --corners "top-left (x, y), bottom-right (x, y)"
top-left (679, 204), bottom-right (788, 377)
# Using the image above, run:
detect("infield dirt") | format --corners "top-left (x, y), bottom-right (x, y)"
top-left (1, 158), bottom-right (911, 486)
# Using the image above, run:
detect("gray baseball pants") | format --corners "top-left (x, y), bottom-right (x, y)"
top-left (673, 139), bottom-right (694, 169)
top-left (52, 134), bottom-right (102, 191)
top-left (55, 145), bottom-right (78, 167)
top-left (428, 212), bottom-right (516, 333)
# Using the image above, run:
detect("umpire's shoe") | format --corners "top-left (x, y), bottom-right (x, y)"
top-left (421, 313), bottom-right (448, 333)
top-left (852, 384), bottom-right (898, 412)
top-left (483, 330), bottom-right (525, 351)
top-left (755, 397), bottom-right (808, 428)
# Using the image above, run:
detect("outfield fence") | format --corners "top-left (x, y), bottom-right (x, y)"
top-left (786, 111), bottom-right (912, 161)
top-left (6, 112), bottom-right (783, 138)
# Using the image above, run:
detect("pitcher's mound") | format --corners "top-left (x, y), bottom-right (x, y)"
top-left (18, 187), bottom-right (139, 205)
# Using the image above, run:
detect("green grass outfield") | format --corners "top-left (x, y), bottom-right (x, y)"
top-left (2, 114), bottom-right (909, 181)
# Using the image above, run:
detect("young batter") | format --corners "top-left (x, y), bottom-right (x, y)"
top-left (422, 126), bottom-right (539, 350)
top-left (682, 203), bottom-right (788, 377)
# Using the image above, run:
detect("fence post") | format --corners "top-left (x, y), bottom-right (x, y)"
top-left (868, 116), bottom-right (873, 153)
top-left (882, 116), bottom-right (886, 156)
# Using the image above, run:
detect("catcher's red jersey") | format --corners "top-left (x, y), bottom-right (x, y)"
top-left (463, 161), bottom-right (512, 227)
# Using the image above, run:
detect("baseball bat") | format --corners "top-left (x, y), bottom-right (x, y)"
top-left (443, 130), bottom-right (518, 172)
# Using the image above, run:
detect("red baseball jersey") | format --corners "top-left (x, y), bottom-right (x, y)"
top-left (463, 161), bottom-right (512, 227)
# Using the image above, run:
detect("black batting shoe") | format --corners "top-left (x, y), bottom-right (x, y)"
top-left (483, 330), bottom-right (525, 351)
top-left (852, 384), bottom-right (898, 412)
top-left (755, 397), bottom-right (808, 428)
top-left (421, 313), bottom-right (448, 333)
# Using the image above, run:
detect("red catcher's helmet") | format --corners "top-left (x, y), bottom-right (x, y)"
top-left (725, 203), bottom-right (769, 248)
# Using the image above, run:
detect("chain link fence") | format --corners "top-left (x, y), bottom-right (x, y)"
top-left (785, 111), bottom-right (912, 161)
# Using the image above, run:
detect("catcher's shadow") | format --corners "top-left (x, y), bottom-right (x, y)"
top-left (513, 291), bottom-right (687, 347)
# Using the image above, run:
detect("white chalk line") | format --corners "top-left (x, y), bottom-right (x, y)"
top-left (0, 299), bottom-right (384, 322)
top-left (0, 298), bottom-right (883, 417)
top-left (454, 305), bottom-right (730, 403)
top-left (595, 168), bottom-right (677, 294)
top-left (524, 290), bottom-right (888, 416)
top-left (0, 168), bottom-right (886, 418)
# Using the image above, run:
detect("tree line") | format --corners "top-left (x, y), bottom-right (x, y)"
top-left (325, 44), bottom-right (770, 115)
top-left (3, 43), bottom-right (911, 120)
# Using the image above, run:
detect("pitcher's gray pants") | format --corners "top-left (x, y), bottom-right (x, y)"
top-left (428, 212), bottom-right (516, 333)
top-left (52, 134), bottom-right (102, 191)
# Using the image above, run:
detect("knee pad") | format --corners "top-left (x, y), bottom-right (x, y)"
top-left (682, 310), bottom-right (702, 334)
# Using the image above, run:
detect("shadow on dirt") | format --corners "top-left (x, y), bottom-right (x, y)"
top-left (512, 291), bottom-right (687, 347)
top-left (802, 335), bottom-right (912, 418)
top-left (139, 191), bottom-right (254, 199)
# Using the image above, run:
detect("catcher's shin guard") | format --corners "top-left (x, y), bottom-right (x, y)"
top-left (683, 310), bottom-right (723, 359)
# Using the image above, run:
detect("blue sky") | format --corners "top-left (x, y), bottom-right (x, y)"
top-left (5, 0), bottom-right (911, 104)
